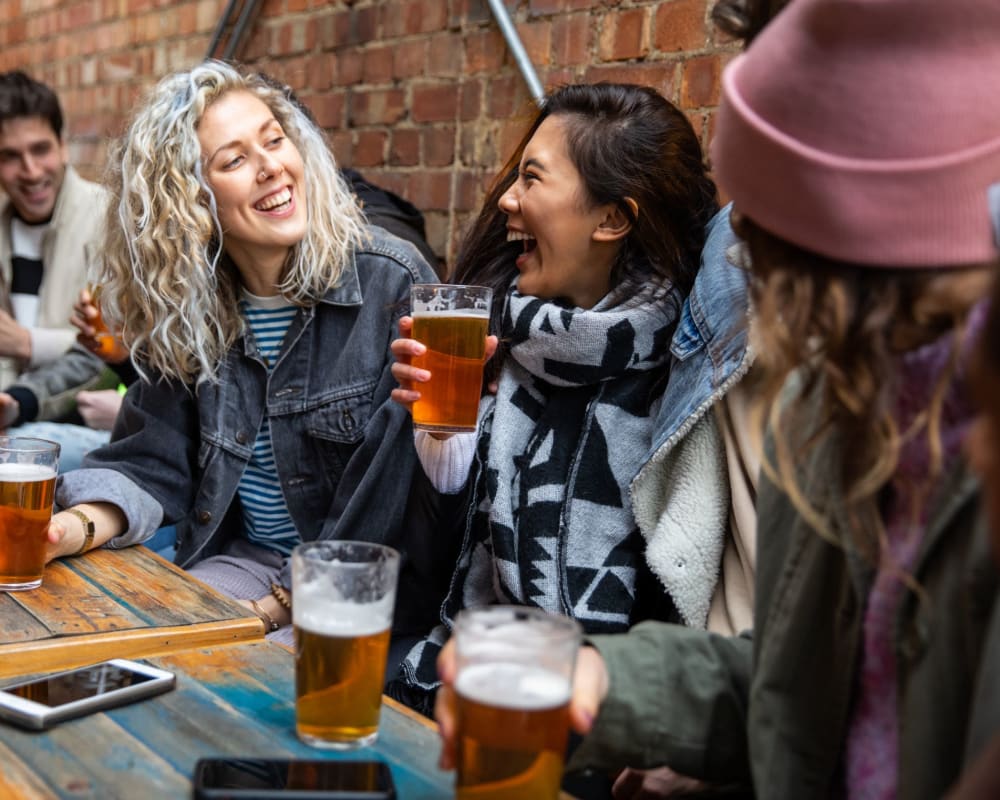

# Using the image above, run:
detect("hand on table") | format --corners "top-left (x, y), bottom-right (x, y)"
top-left (433, 637), bottom-right (610, 771)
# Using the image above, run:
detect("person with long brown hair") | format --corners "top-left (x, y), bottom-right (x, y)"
top-left (387, 82), bottom-right (722, 716)
top-left (434, 0), bottom-right (1000, 797)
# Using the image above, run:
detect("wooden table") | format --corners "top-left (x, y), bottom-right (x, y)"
top-left (0, 546), bottom-right (263, 680)
top-left (0, 640), bottom-right (453, 799)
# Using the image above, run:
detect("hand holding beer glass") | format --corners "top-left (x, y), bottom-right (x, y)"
top-left (75, 285), bottom-right (129, 364)
top-left (403, 284), bottom-right (493, 434)
top-left (451, 606), bottom-right (582, 800)
top-left (0, 437), bottom-right (59, 591)
top-left (292, 541), bottom-right (400, 749)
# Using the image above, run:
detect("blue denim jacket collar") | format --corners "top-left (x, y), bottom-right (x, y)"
top-left (646, 204), bottom-right (753, 458)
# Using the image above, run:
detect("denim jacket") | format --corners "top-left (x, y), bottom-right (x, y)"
top-left (57, 227), bottom-right (439, 631)
top-left (630, 204), bottom-right (755, 628)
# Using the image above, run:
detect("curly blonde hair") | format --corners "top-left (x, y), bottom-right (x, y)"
top-left (740, 216), bottom-right (985, 560)
top-left (99, 60), bottom-right (366, 384)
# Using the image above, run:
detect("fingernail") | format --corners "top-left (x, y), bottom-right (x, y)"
top-left (417, 370), bottom-right (431, 382)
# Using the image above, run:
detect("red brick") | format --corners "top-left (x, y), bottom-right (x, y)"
top-left (287, 0), bottom-right (309, 12)
top-left (309, 92), bottom-right (345, 130)
top-left (363, 46), bottom-right (394, 84)
top-left (427, 33), bottom-right (462, 78)
top-left (390, 129), bottom-right (420, 166)
top-left (353, 130), bottom-right (387, 168)
top-left (408, 170), bottom-right (453, 211)
top-left (584, 63), bottom-right (680, 101)
top-left (349, 88), bottom-right (406, 126)
top-left (412, 84), bottom-right (458, 123)
top-left (329, 130), bottom-right (353, 165)
top-left (681, 54), bottom-right (721, 107)
top-left (393, 39), bottom-right (426, 80)
top-left (459, 79), bottom-right (480, 122)
top-left (454, 168), bottom-right (486, 212)
top-left (529, 0), bottom-right (595, 13)
top-left (450, 0), bottom-right (490, 27)
top-left (464, 30), bottom-right (505, 74)
top-left (487, 75), bottom-right (518, 119)
top-left (306, 53), bottom-right (334, 92)
top-left (551, 14), bottom-right (589, 67)
top-left (425, 126), bottom-right (455, 167)
top-left (334, 50), bottom-right (364, 86)
top-left (517, 20), bottom-right (551, 67)
top-left (655, 0), bottom-right (707, 53)
top-left (598, 8), bottom-right (648, 62)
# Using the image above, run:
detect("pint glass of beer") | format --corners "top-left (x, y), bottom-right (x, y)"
top-left (410, 284), bottom-right (492, 433)
top-left (453, 606), bottom-right (582, 800)
top-left (0, 437), bottom-right (59, 591)
top-left (291, 540), bottom-right (400, 749)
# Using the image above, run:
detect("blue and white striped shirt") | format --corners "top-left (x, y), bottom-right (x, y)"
top-left (238, 291), bottom-right (300, 555)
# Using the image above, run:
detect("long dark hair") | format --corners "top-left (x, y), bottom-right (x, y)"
top-left (451, 82), bottom-right (718, 384)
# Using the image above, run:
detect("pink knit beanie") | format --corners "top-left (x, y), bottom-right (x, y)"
top-left (711, 0), bottom-right (1000, 268)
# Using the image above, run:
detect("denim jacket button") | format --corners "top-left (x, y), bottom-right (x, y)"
top-left (342, 410), bottom-right (355, 431)
top-left (235, 430), bottom-right (249, 445)
top-left (197, 510), bottom-right (212, 524)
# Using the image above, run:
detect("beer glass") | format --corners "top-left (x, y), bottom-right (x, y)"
top-left (453, 606), bottom-right (582, 800)
top-left (291, 541), bottom-right (400, 749)
top-left (0, 437), bottom-right (60, 591)
top-left (409, 284), bottom-right (492, 433)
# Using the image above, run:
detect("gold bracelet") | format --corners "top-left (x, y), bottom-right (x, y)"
top-left (66, 508), bottom-right (95, 556)
top-left (249, 598), bottom-right (279, 632)
top-left (270, 582), bottom-right (292, 611)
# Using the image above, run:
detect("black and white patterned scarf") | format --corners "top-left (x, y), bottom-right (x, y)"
top-left (394, 278), bottom-right (680, 697)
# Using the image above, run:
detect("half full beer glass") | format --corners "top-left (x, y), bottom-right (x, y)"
top-left (453, 606), bottom-right (582, 800)
top-left (292, 541), bottom-right (400, 749)
top-left (410, 284), bottom-right (492, 433)
top-left (0, 437), bottom-right (59, 591)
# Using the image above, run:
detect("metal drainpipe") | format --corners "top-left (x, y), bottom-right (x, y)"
top-left (486, 0), bottom-right (546, 106)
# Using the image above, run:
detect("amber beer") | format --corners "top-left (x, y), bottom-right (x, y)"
top-left (0, 462), bottom-right (57, 591)
top-left (294, 613), bottom-right (391, 747)
top-left (455, 662), bottom-right (572, 800)
top-left (410, 284), bottom-right (492, 433)
top-left (291, 541), bottom-right (400, 749)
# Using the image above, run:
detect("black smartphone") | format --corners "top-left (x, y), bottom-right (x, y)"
top-left (192, 758), bottom-right (396, 800)
top-left (0, 658), bottom-right (176, 731)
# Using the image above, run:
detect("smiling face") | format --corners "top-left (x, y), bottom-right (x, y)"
top-left (197, 90), bottom-right (307, 287)
top-left (498, 115), bottom-right (622, 309)
top-left (0, 116), bottom-right (68, 223)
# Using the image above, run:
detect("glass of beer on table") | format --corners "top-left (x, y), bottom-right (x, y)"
top-left (453, 606), bottom-right (582, 800)
top-left (291, 540), bottom-right (400, 749)
top-left (409, 284), bottom-right (492, 433)
top-left (0, 437), bottom-right (59, 592)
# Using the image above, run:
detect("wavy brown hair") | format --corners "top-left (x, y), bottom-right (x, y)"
top-left (739, 216), bottom-right (987, 559)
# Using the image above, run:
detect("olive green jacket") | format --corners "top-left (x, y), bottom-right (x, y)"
top-left (572, 449), bottom-right (997, 798)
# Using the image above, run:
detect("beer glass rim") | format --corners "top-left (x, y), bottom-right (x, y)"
top-left (0, 436), bottom-right (61, 454)
top-left (411, 283), bottom-right (492, 293)
top-left (292, 540), bottom-right (400, 565)
top-left (454, 605), bottom-right (582, 643)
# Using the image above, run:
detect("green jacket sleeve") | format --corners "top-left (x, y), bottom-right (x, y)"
top-left (568, 621), bottom-right (754, 786)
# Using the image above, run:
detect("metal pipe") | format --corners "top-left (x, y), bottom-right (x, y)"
top-left (206, 0), bottom-right (239, 60)
top-left (486, 0), bottom-right (546, 106)
top-left (223, 0), bottom-right (262, 61)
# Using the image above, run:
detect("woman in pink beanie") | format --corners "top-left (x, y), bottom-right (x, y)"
top-left (434, 0), bottom-right (1000, 797)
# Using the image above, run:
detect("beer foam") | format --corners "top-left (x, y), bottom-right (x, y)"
top-left (295, 599), bottom-right (392, 638)
top-left (0, 463), bottom-right (56, 482)
top-left (456, 663), bottom-right (570, 711)
top-left (411, 309), bottom-right (489, 318)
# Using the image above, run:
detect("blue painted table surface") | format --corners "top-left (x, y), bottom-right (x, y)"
top-left (0, 640), bottom-right (454, 799)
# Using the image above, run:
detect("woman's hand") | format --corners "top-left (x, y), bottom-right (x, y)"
top-left (44, 503), bottom-right (128, 563)
top-left (433, 638), bottom-right (611, 771)
top-left (0, 392), bottom-right (20, 431)
top-left (72, 287), bottom-right (129, 364)
top-left (76, 389), bottom-right (124, 431)
top-left (390, 316), bottom-right (429, 414)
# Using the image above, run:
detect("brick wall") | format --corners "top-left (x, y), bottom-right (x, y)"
top-left (0, 0), bottom-right (737, 266)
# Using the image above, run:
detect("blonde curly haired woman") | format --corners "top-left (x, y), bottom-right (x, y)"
top-left (42, 61), bottom-right (438, 648)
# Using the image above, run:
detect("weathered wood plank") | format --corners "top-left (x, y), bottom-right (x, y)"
top-left (66, 547), bottom-right (252, 626)
top-left (0, 740), bottom-right (60, 799)
top-left (0, 618), bottom-right (263, 680)
top-left (5, 559), bottom-right (145, 637)
top-left (0, 595), bottom-right (52, 644)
